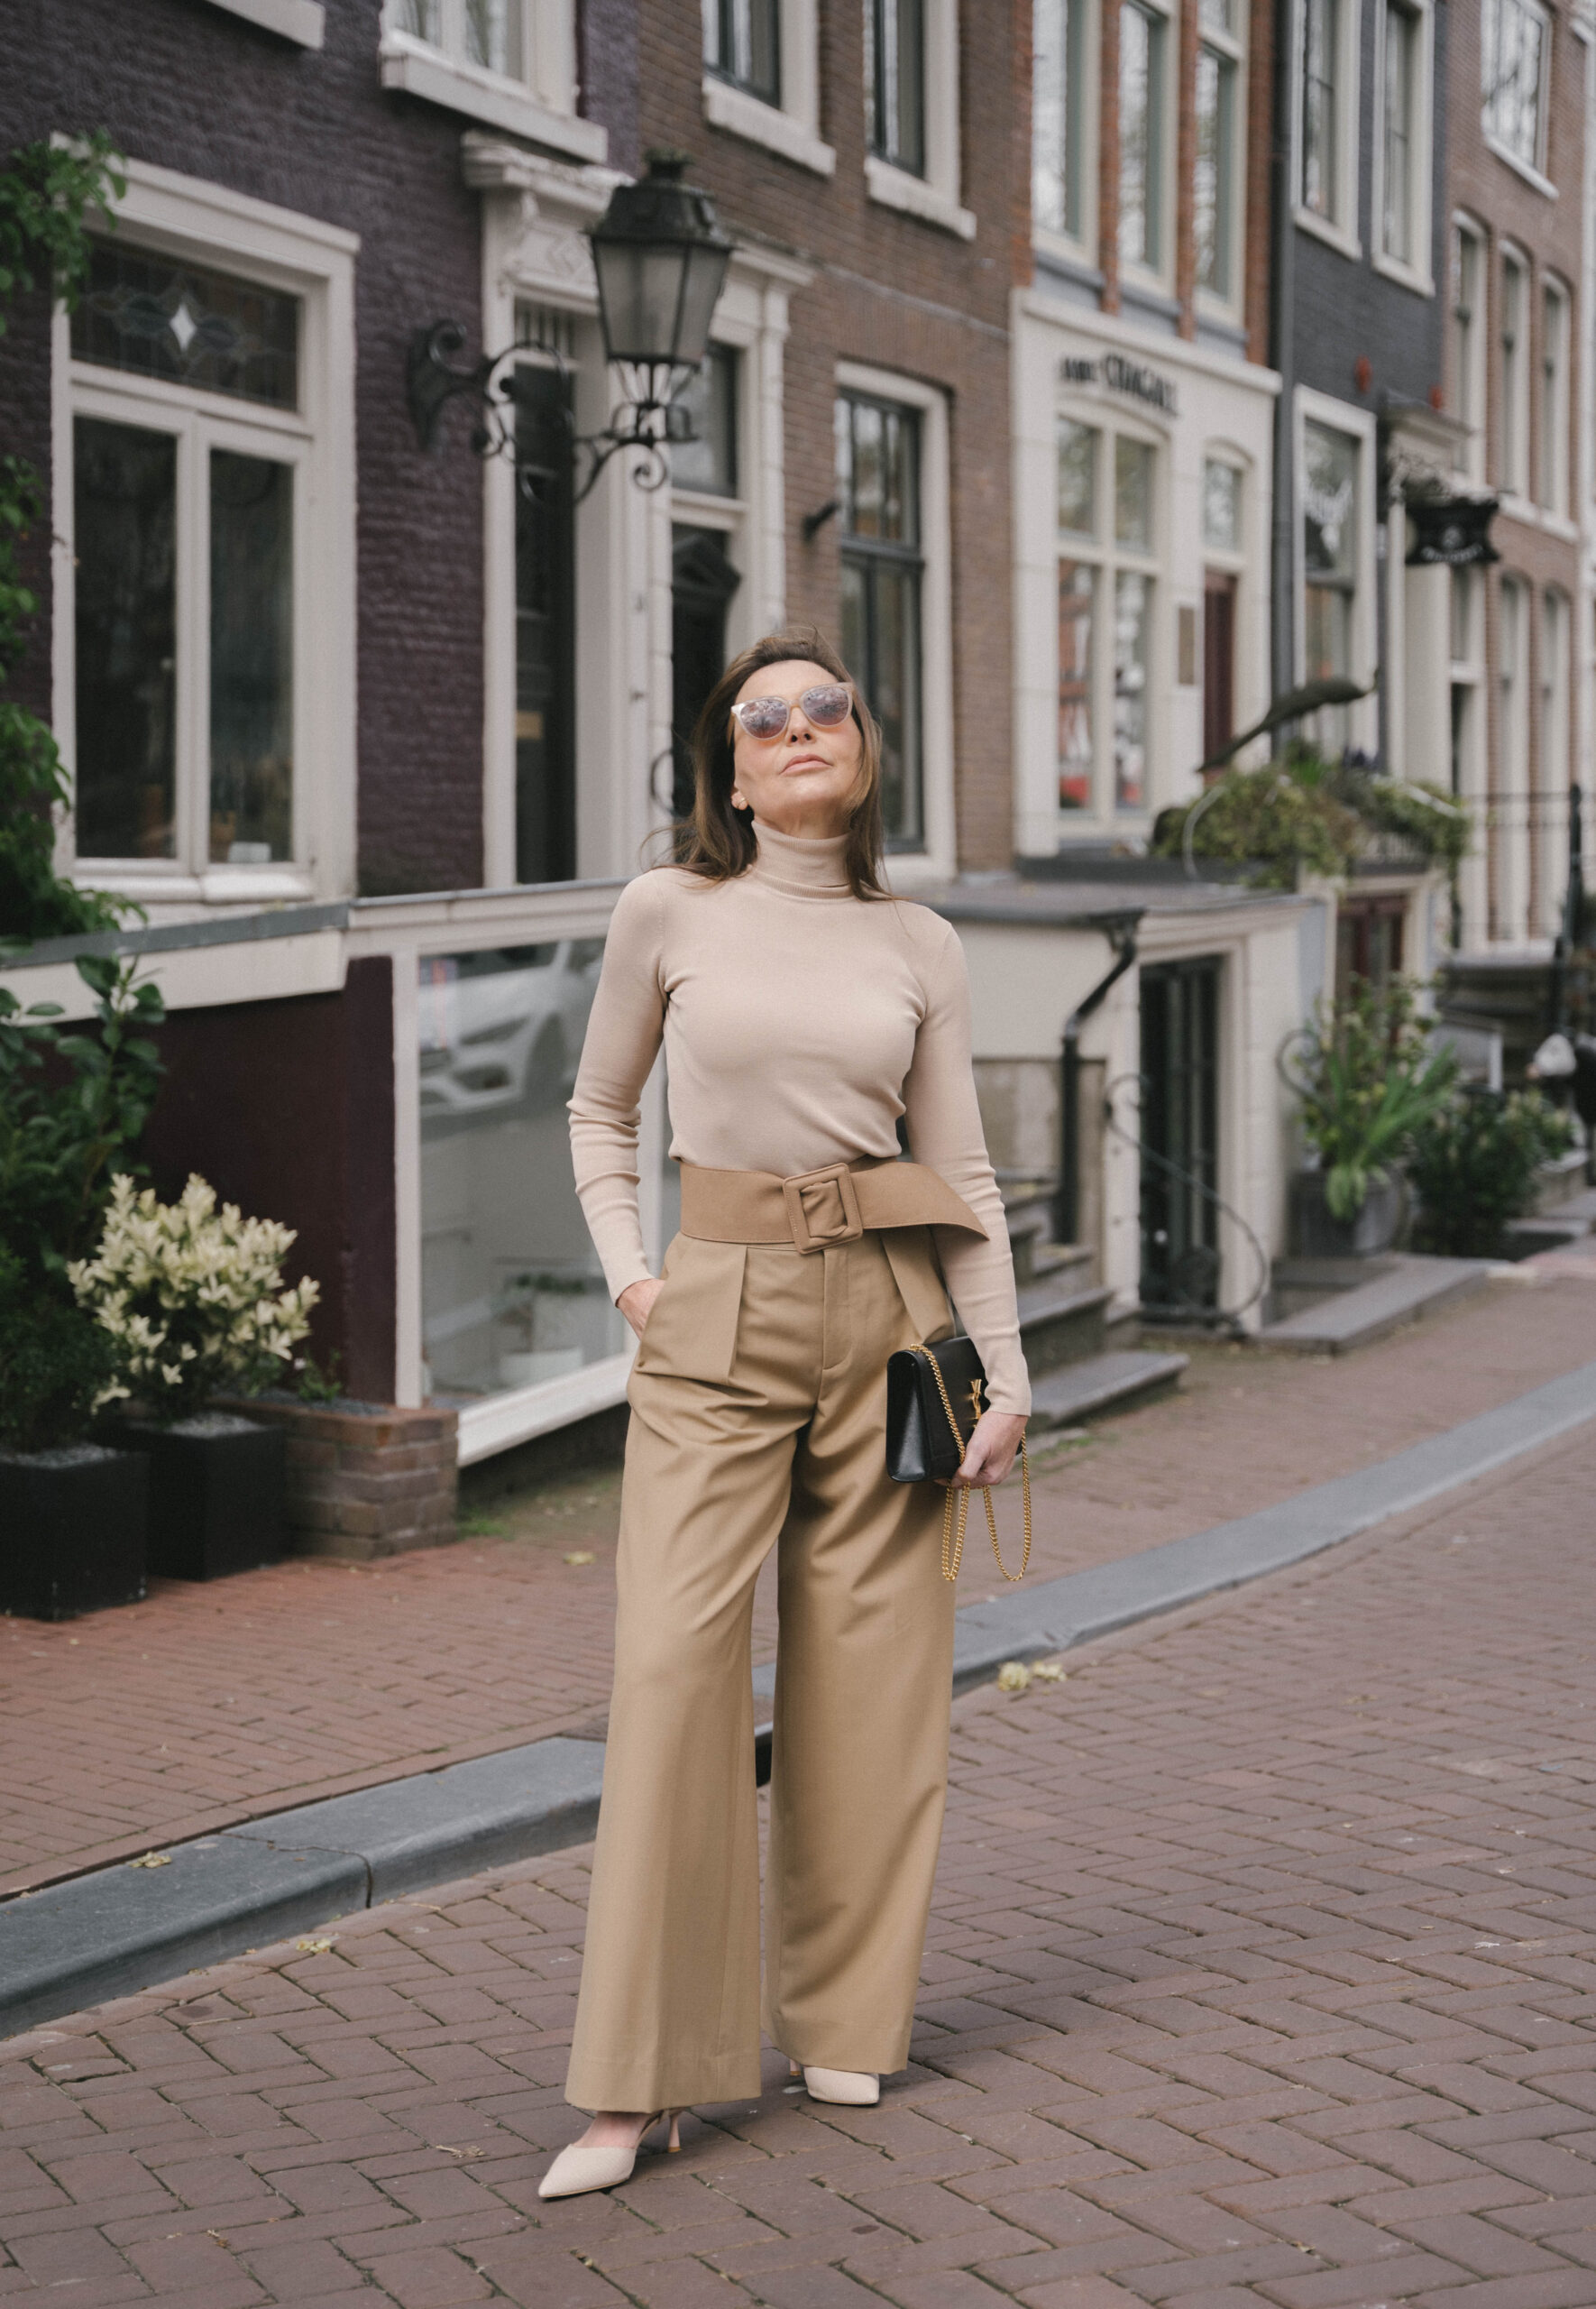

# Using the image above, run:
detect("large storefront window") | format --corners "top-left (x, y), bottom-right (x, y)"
top-left (418, 940), bottom-right (622, 1403)
top-left (1055, 411), bottom-right (1159, 816)
top-left (1301, 418), bottom-right (1358, 753)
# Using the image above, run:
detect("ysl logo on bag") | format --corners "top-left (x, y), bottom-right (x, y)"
top-left (966, 1378), bottom-right (984, 1430)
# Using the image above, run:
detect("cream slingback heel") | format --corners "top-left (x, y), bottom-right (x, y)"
top-left (790, 2059), bottom-right (880, 2107)
top-left (537, 2108), bottom-right (682, 2201)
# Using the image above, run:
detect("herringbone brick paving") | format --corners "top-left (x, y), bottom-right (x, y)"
top-left (3, 1412), bottom-right (1591, 2305)
top-left (3, 1254), bottom-right (1594, 1896)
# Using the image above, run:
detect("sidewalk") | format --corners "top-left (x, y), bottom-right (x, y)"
top-left (4, 1246), bottom-right (1594, 1897)
top-left (3, 1403), bottom-right (1591, 2305)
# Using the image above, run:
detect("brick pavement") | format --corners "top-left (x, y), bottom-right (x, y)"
top-left (4, 1252), bottom-right (1595, 1895)
top-left (2, 1410), bottom-right (1592, 2305)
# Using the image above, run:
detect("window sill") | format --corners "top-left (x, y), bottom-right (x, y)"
top-left (1485, 133), bottom-right (1556, 199)
top-left (202, 0), bottom-right (325, 45)
top-left (1372, 251), bottom-right (1435, 298)
top-left (701, 77), bottom-right (835, 176)
top-left (864, 157), bottom-right (976, 241)
top-left (379, 32), bottom-right (607, 164)
top-left (1294, 205), bottom-right (1362, 262)
top-left (71, 864), bottom-right (318, 907)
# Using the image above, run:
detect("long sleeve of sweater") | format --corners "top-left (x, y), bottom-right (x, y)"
top-left (566, 824), bottom-right (1030, 1415)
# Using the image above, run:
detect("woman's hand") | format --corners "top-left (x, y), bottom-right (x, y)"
top-left (944, 1409), bottom-right (1027, 1489)
top-left (618, 1276), bottom-right (664, 1339)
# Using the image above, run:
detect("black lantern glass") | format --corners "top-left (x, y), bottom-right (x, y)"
top-left (590, 151), bottom-right (733, 373)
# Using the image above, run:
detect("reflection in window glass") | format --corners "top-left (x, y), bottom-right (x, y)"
top-left (1382, 0), bottom-right (1417, 262)
top-left (705, 0), bottom-right (779, 102)
top-left (72, 416), bottom-right (178, 860)
top-left (1301, 0), bottom-right (1340, 218)
top-left (670, 345), bottom-right (739, 496)
top-left (1194, 44), bottom-right (1234, 297)
top-left (1202, 457), bottom-right (1240, 550)
top-left (1057, 419), bottom-right (1098, 536)
top-left (1303, 420), bottom-right (1358, 750)
top-left (1114, 437), bottom-right (1153, 548)
top-left (837, 391), bottom-right (923, 847)
top-left (1119, 0), bottom-right (1164, 271)
top-left (1033, 0), bottom-right (1086, 238)
top-left (1482, 0), bottom-right (1546, 171)
top-left (419, 938), bottom-right (621, 1403)
top-left (1114, 570), bottom-right (1149, 811)
top-left (1058, 561), bottom-right (1095, 808)
top-left (867, 0), bottom-right (927, 174)
top-left (209, 451), bottom-right (293, 865)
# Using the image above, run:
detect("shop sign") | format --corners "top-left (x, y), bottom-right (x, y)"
top-left (1405, 494), bottom-right (1500, 567)
top-left (1059, 353), bottom-right (1179, 417)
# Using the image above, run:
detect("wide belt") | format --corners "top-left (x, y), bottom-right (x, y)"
top-left (678, 1157), bottom-right (987, 1256)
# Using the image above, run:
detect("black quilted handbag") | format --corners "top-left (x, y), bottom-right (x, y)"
top-left (886, 1336), bottom-right (1031, 1584)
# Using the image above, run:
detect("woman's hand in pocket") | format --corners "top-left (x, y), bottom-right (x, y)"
top-left (619, 1276), bottom-right (665, 1339)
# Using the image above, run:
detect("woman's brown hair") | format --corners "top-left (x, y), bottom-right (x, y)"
top-left (669, 630), bottom-right (892, 901)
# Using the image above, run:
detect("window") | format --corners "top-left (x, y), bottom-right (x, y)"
top-left (379, 0), bottom-right (602, 158)
top-left (1497, 574), bottom-right (1528, 938)
top-left (705, 0), bottom-right (780, 104)
top-left (837, 391), bottom-right (924, 846)
top-left (1195, 0), bottom-right (1243, 304)
top-left (867, 0), bottom-right (926, 175)
top-left (670, 347), bottom-right (742, 825)
top-left (1054, 412), bottom-right (1160, 816)
top-left (1378, 0), bottom-right (1427, 274)
top-left (1500, 249), bottom-right (1529, 498)
top-left (1482, 0), bottom-right (1549, 179)
top-left (1540, 279), bottom-right (1569, 515)
top-left (1300, 0), bottom-right (1343, 222)
top-left (1033, 0), bottom-right (1089, 243)
top-left (670, 345), bottom-right (739, 498)
top-left (1118, 0), bottom-right (1169, 275)
top-left (512, 357), bottom-right (576, 885)
top-left (1539, 589), bottom-right (1568, 929)
top-left (1301, 419), bottom-right (1358, 753)
top-left (68, 243), bottom-right (307, 871)
top-left (1451, 219), bottom-right (1486, 481)
top-left (1201, 455), bottom-right (1243, 767)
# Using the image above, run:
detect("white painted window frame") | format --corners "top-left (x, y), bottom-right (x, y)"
top-left (1116, 0), bottom-right (1178, 294)
top-left (203, 0), bottom-right (325, 46)
top-left (702, 0), bottom-right (836, 176)
top-left (1496, 570), bottom-right (1531, 938)
top-left (52, 157), bottom-right (357, 912)
top-left (1448, 566), bottom-right (1488, 940)
top-left (1293, 0), bottom-right (1362, 261)
top-left (1540, 274), bottom-right (1572, 516)
top-left (379, 0), bottom-right (606, 163)
top-left (1194, 0), bottom-right (1248, 325)
top-left (835, 359), bottom-right (956, 887)
top-left (1482, 0), bottom-right (1555, 197)
top-left (1372, 0), bottom-right (1435, 295)
top-left (1032, 0), bottom-right (1100, 267)
top-left (1052, 397), bottom-right (1169, 829)
top-left (1500, 242), bottom-right (1532, 505)
top-left (1293, 387), bottom-right (1379, 754)
top-left (865, 0), bottom-right (976, 240)
top-left (1538, 584), bottom-right (1570, 934)
top-left (1450, 213), bottom-right (1488, 483)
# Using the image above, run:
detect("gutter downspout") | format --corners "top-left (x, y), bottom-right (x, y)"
top-left (1270, 0), bottom-right (1298, 706)
top-left (1056, 920), bottom-right (1141, 1246)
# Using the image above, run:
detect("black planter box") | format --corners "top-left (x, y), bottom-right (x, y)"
top-left (106, 1413), bottom-right (288, 1581)
top-left (0, 1445), bottom-right (148, 1621)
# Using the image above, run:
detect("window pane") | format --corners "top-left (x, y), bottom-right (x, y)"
top-left (868, 0), bottom-right (926, 173)
top-left (1118, 1), bottom-right (1163, 270)
top-left (872, 559), bottom-right (923, 845)
top-left (708, 0), bottom-right (780, 103)
top-left (1033, 0), bottom-right (1085, 237)
top-left (1198, 0), bottom-right (1232, 25)
top-left (1194, 47), bottom-right (1234, 296)
top-left (1501, 257), bottom-right (1526, 492)
top-left (397, 0), bottom-right (438, 36)
top-left (1483, 0), bottom-right (1545, 169)
top-left (1382, 3), bottom-right (1414, 262)
top-left (72, 416), bottom-right (177, 860)
top-left (515, 364), bottom-right (578, 884)
top-left (1202, 456), bottom-right (1241, 550)
top-left (1058, 560), bottom-right (1095, 809)
top-left (1114, 569), bottom-right (1149, 811)
top-left (209, 452), bottom-right (293, 865)
top-left (1057, 418), bottom-right (1098, 537)
top-left (838, 393), bottom-right (918, 545)
top-left (1301, 0), bottom-right (1339, 217)
top-left (671, 345), bottom-right (739, 495)
top-left (464, 0), bottom-right (516, 73)
top-left (419, 939), bottom-right (622, 1404)
top-left (72, 243), bottom-right (299, 409)
top-left (1114, 436), bottom-right (1153, 549)
top-left (1302, 420), bottom-right (1357, 580)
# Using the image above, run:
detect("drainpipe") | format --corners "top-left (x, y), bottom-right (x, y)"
top-left (1057, 920), bottom-right (1141, 1247)
top-left (1269, 0), bottom-right (1298, 708)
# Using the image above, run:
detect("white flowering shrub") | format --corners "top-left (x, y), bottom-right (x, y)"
top-left (69, 1173), bottom-right (321, 1420)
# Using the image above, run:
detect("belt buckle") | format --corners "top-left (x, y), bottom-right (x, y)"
top-left (782, 1162), bottom-right (864, 1254)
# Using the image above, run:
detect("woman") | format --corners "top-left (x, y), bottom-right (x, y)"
top-left (540, 631), bottom-right (1029, 2200)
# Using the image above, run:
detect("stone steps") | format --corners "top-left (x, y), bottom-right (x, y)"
top-left (1027, 1349), bottom-right (1190, 1430)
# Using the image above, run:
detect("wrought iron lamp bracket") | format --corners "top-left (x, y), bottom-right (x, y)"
top-left (408, 321), bottom-right (698, 506)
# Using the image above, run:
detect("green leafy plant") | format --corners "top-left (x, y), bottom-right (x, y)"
top-left (70, 1173), bottom-right (321, 1421)
top-left (1407, 1090), bottom-right (1577, 1257)
top-left (1152, 745), bottom-right (1472, 890)
top-left (1281, 977), bottom-right (1460, 1221)
top-left (292, 1348), bottom-right (345, 1404)
top-left (1, 135), bottom-right (129, 944)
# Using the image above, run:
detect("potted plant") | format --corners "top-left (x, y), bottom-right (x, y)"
top-left (72, 1173), bottom-right (319, 1579)
top-left (1281, 979), bottom-right (1459, 1256)
top-left (1407, 1088), bottom-right (1577, 1258)
top-left (495, 1269), bottom-right (589, 1390)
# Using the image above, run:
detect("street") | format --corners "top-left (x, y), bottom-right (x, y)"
top-left (3, 1371), bottom-right (1592, 2306)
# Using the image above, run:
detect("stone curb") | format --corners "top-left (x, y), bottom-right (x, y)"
top-left (5, 1358), bottom-right (1594, 2039)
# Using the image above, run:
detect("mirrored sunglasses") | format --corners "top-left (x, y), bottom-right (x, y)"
top-left (729, 683), bottom-right (855, 742)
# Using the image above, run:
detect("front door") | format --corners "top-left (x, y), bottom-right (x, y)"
top-left (671, 526), bottom-right (741, 824)
top-left (514, 363), bottom-right (576, 884)
top-left (1140, 958), bottom-right (1222, 1317)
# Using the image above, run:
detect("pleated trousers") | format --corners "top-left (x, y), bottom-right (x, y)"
top-left (564, 1223), bottom-right (958, 2115)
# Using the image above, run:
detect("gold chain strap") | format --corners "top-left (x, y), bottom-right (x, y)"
top-left (915, 1343), bottom-right (1031, 1586)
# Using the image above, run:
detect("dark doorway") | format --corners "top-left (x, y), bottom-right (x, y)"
top-left (514, 363), bottom-right (576, 884)
top-left (671, 525), bottom-right (740, 823)
top-left (1335, 894), bottom-right (1406, 999)
top-left (1202, 570), bottom-right (1235, 768)
top-left (1140, 958), bottom-right (1222, 1318)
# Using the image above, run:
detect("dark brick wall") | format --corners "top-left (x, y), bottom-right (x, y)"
top-left (636, 0), bottom-right (1023, 869)
top-left (0, 0), bottom-right (486, 896)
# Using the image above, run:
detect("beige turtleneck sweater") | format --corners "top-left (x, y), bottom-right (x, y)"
top-left (566, 821), bottom-right (1030, 1416)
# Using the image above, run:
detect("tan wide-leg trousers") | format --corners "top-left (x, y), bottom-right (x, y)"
top-left (564, 1224), bottom-right (958, 2114)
